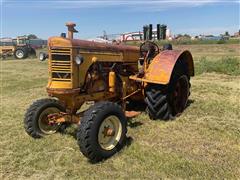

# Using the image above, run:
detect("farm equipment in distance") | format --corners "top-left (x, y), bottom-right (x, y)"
top-left (0, 36), bottom-right (36, 59)
top-left (24, 22), bottom-right (194, 162)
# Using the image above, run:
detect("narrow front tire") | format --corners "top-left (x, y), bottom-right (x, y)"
top-left (24, 98), bottom-right (65, 138)
top-left (77, 101), bottom-right (127, 162)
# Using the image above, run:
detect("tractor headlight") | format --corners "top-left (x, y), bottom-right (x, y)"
top-left (75, 55), bottom-right (84, 65)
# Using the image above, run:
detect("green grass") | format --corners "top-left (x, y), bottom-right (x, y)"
top-left (125, 38), bottom-right (240, 46)
top-left (195, 57), bottom-right (240, 75)
top-left (157, 38), bottom-right (240, 45)
top-left (1, 44), bottom-right (240, 179)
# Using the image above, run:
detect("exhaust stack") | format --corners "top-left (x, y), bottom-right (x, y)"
top-left (66, 22), bottom-right (78, 39)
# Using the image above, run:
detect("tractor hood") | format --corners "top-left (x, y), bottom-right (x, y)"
top-left (48, 37), bottom-right (139, 53)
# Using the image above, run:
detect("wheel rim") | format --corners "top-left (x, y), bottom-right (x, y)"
top-left (98, 115), bottom-right (122, 151)
top-left (16, 50), bottom-right (24, 58)
top-left (38, 107), bottom-right (61, 135)
top-left (39, 54), bottom-right (43, 60)
top-left (39, 53), bottom-right (44, 61)
top-left (170, 75), bottom-right (189, 115)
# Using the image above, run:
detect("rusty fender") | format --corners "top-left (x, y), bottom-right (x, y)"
top-left (143, 50), bottom-right (194, 85)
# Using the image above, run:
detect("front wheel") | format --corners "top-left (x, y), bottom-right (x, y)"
top-left (77, 101), bottom-right (127, 162)
top-left (39, 52), bottom-right (48, 61)
top-left (24, 98), bottom-right (65, 138)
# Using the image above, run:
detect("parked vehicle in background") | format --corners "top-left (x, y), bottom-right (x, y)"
top-left (0, 36), bottom-right (47, 59)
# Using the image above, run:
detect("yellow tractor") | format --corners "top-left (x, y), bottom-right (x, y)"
top-left (24, 23), bottom-right (194, 162)
top-left (0, 36), bottom-right (36, 59)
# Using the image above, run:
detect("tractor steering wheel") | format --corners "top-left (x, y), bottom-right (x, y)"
top-left (140, 41), bottom-right (160, 58)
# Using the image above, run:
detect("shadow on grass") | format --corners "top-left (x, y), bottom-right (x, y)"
top-left (88, 136), bottom-right (134, 164)
top-left (59, 124), bottom-right (78, 139)
top-left (186, 99), bottom-right (195, 109)
top-left (126, 100), bottom-right (146, 111)
top-left (59, 99), bottom-right (194, 164)
top-left (59, 122), bottom-right (134, 164)
top-left (61, 99), bottom-right (194, 139)
top-left (128, 119), bottom-right (143, 128)
top-left (125, 136), bottom-right (134, 147)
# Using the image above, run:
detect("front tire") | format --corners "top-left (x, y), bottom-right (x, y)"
top-left (39, 52), bottom-right (47, 61)
top-left (24, 98), bottom-right (65, 138)
top-left (77, 101), bottom-right (127, 162)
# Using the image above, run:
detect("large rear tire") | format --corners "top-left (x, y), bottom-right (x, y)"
top-left (145, 61), bottom-right (190, 120)
top-left (24, 98), bottom-right (65, 138)
top-left (77, 101), bottom-right (127, 162)
top-left (14, 47), bottom-right (28, 59)
top-left (145, 85), bottom-right (171, 120)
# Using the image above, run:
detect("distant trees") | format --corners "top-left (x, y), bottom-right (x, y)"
top-left (28, 34), bottom-right (38, 39)
top-left (176, 34), bottom-right (191, 39)
top-left (183, 34), bottom-right (191, 38)
top-left (224, 31), bottom-right (230, 36)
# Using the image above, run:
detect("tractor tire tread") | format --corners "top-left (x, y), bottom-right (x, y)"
top-left (77, 101), bottom-right (127, 163)
top-left (24, 98), bottom-right (64, 138)
top-left (145, 91), bottom-right (170, 120)
top-left (14, 46), bottom-right (28, 59)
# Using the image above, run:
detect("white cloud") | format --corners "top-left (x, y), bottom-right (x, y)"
top-left (3, 0), bottom-right (239, 11)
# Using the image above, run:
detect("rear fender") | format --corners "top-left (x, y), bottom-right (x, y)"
top-left (144, 50), bottom-right (194, 85)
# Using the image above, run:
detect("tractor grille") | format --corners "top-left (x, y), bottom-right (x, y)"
top-left (50, 48), bottom-right (71, 82)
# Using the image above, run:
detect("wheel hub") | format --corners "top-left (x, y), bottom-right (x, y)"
top-left (98, 115), bottom-right (122, 150)
top-left (171, 75), bottom-right (189, 115)
top-left (16, 50), bottom-right (24, 58)
top-left (103, 126), bottom-right (115, 137)
top-left (38, 107), bottom-right (61, 134)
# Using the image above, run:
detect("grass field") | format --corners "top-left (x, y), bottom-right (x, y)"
top-left (126, 38), bottom-right (240, 47)
top-left (0, 44), bottom-right (240, 179)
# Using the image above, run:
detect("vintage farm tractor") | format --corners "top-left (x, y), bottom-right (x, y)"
top-left (0, 36), bottom-right (36, 59)
top-left (24, 23), bottom-right (194, 162)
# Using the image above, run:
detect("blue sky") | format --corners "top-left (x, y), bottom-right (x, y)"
top-left (1, 0), bottom-right (240, 39)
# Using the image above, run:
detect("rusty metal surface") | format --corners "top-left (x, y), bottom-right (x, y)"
top-left (144, 50), bottom-right (194, 84)
top-left (125, 111), bottom-right (141, 118)
top-left (66, 22), bottom-right (78, 39)
top-left (46, 87), bottom-right (80, 95)
top-left (122, 89), bottom-right (141, 100)
top-left (48, 112), bottom-right (80, 124)
top-left (72, 39), bottom-right (139, 52)
top-left (48, 37), bottom-right (139, 53)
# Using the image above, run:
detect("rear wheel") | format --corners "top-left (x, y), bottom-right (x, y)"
top-left (169, 75), bottom-right (189, 115)
top-left (145, 85), bottom-right (171, 120)
top-left (145, 62), bottom-right (190, 120)
top-left (24, 98), bottom-right (65, 138)
top-left (14, 47), bottom-right (28, 59)
top-left (77, 101), bottom-right (127, 162)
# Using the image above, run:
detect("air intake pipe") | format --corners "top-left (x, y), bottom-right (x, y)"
top-left (66, 22), bottom-right (78, 39)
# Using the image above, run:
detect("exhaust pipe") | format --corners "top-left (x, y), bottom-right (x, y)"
top-left (66, 22), bottom-right (78, 39)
